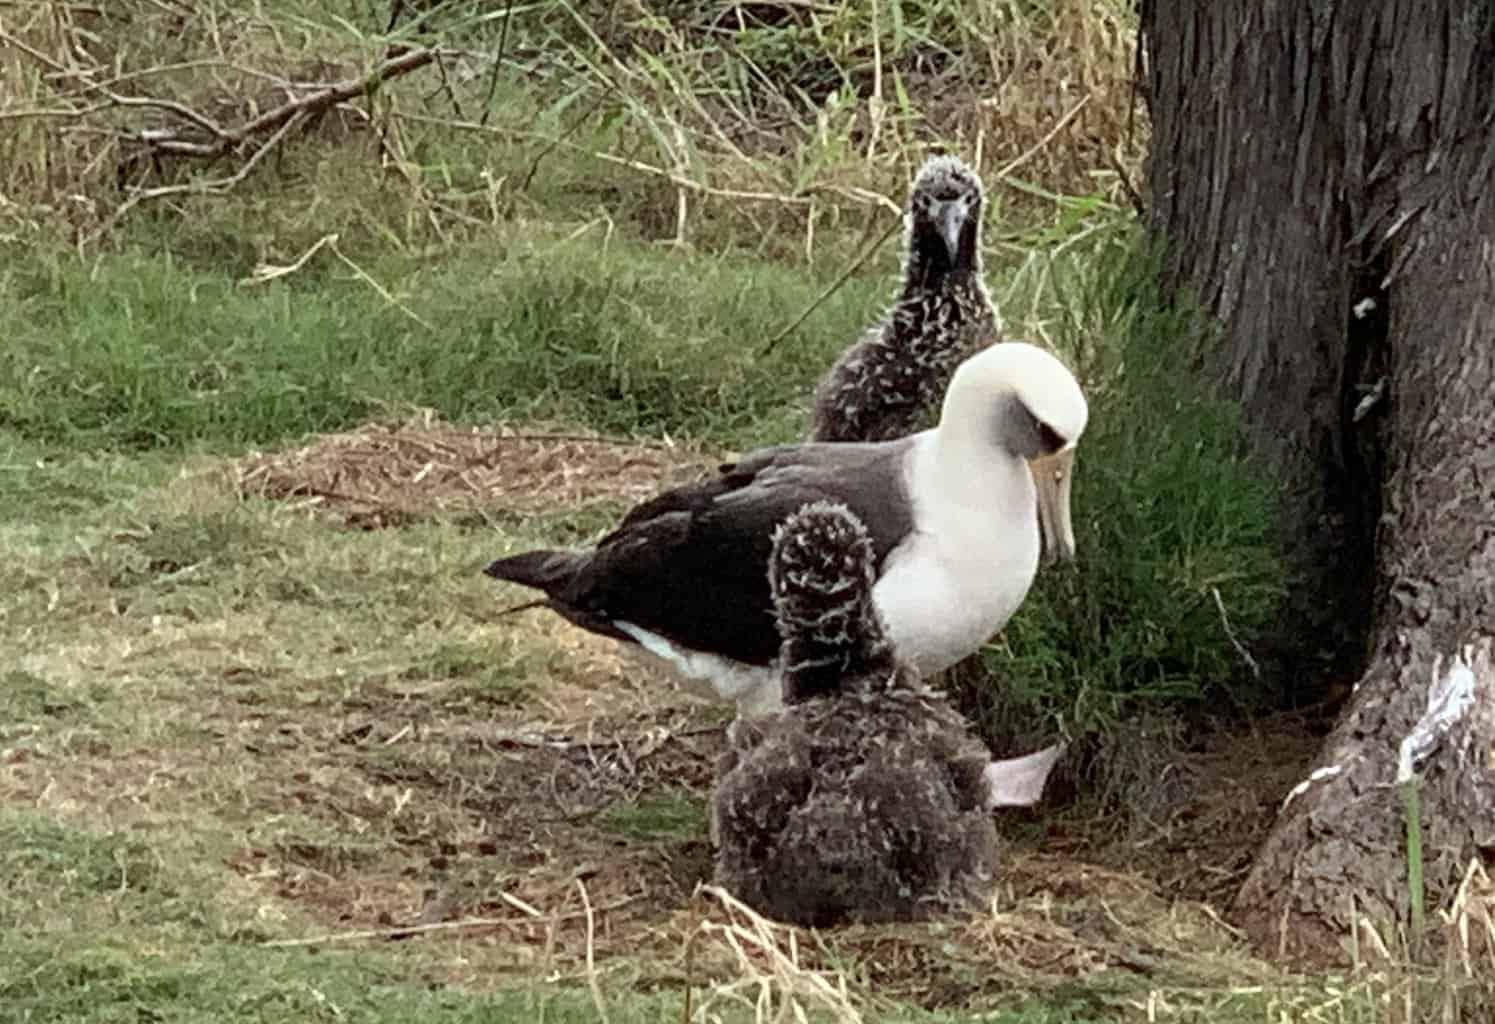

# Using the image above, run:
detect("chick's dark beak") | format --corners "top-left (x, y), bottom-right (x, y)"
top-left (936, 200), bottom-right (968, 265)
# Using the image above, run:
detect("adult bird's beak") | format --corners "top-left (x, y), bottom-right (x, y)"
top-left (1030, 448), bottom-right (1077, 564)
top-left (936, 200), bottom-right (967, 264)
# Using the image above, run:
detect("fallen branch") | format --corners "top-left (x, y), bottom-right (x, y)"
top-left (1, 43), bottom-right (445, 244)
top-left (102, 46), bottom-right (438, 159)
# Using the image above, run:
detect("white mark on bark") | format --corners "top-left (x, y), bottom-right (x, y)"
top-left (1396, 644), bottom-right (1481, 784)
top-left (1282, 763), bottom-right (1344, 809)
top-left (1352, 297), bottom-right (1378, 319)
top-left (1353, 377), bottom-right (1387, 422)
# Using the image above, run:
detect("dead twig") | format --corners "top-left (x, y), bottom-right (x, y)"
top-left (0, 26), bottom-right (72, 75)
top-left (990, 93), bottom-right (1093, 182)
top-left (0, 28), bottom-right (434, 159)
top-left (1211, 586), bottom-right (1262, 680)
top-left (500, 890), bottom-right (545, 919)
top-left (242, 231), bottom-right (438, 330)
top-left (239, 233), bottom-right (340, 285)
top-left (259, 893), bottom-right (636, 947)
top-left (759, 208), bottom-right (902, 356)
top-left (16, 45), bottom-right (442, 244)
top-left (0, 101), bottom-right (113, 122)
top-left (578, 879), bottom-right (612, 1024)
top-left (85, 108), bottom-right (308, 246)
top-left (327, 237), bottom-right (435, 331)
top-left (100, 92), bottom-right (228, 144)
top-left (116, 46), bottom-right (437, 158)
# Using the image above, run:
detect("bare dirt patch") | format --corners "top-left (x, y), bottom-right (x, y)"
top-left (234, 412), bottom-right (718, 529)
top-left (1048, 712), bottom-right (1326, 907)
top-left (198, 678), bottom-right (1320, 1005)
top-left (206, 674), bottom-right (731, 975)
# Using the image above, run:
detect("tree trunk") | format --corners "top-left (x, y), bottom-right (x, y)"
top-left (1140, 1), bottom-right (1495, 961)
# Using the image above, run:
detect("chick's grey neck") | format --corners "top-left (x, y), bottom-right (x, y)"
top-left (779, 600), bottom-right (900, 704)
top-left (903, 247), bottom-right (980, 296)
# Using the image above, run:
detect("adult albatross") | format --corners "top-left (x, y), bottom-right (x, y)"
top-left (483, 341), bottom-right (1087, 715)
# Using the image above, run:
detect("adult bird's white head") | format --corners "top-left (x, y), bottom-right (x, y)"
top-left (936, 340), bottom-right (1088, 564)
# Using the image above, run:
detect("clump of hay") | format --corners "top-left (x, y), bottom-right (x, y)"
top-left (681, 853), bottom-right (1282, 1015)
top-left (686, 883), bottom-right (864, 1024)
top-left (1437, 858), bottom-right (1495, 976)
top-left (235, 412), bottom-right (714, 529)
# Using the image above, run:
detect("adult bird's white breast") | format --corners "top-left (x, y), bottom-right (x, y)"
top-left (872, 430), bottom-right (1041, 678)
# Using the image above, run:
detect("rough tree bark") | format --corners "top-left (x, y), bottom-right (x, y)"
top-left (1140, 1), bottom-right (1495, 961)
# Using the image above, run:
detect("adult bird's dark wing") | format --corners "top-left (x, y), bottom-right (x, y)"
top-left (484, 439), bottom-right (916, 666)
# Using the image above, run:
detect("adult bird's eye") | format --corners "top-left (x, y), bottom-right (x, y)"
top-left (1037, 422), bottom-right (1066, 454)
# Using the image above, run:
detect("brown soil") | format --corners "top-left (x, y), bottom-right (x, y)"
top-left (199, 679), bottom-right (1320, 1004)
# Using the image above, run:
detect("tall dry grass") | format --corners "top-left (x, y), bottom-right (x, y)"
top-left (0, 1), bottom-right (1144, 255)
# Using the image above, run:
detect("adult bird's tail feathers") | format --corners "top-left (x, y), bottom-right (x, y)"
top-left (483, 549), bottom-right (637, 646)
top-left (483, 549), bottom-right (584, 592)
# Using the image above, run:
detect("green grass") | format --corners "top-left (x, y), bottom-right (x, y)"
top-left (976, 238), bottom-right (1285, 743)
top-left (0, 239), bottom-right (880, 453)
top-left (0, 435), bottom-right (180, 523)
top-left (0, 670), bottom-right (109, 722)
top-left (1, 811), bottom-right (171, 926)
top-left (599, 789), bottom-right (708, 843)
top-left (3, 935), bottom-right (689, 1024)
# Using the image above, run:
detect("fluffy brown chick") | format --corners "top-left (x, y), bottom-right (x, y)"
top-left (712, 500), bottom-right (997, 926)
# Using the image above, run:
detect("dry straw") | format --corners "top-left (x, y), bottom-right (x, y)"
top-left (687, 883), bottom-right (863, 1024)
